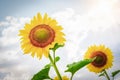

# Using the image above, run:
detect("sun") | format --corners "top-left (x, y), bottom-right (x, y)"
top-left (84, 45), bottom-right (113, 73)
top-left (19, 13), bottom-right (65, 59)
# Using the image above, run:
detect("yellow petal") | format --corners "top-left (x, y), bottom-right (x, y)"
top-left (23, 44), bottom-right (32, 54)
top-left (31, 47), bottom-right (37, 57)
top-left (43, 13), bottom-right (48, 24)
top-left (37, 13), bottom-right (42, 23)
top-left (42, 48), bottom-right (49, 57)
top-left (36, 49), bottom-right (42, 59)
top-left (24, 23), bottom-right (32, 31)
top-left (48, 19), bottom-right (57, 27)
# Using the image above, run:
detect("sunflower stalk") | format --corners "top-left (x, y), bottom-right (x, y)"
top-left (70, 75), bottom-right (73, 80)
top-left (53, 51), bottom-right (56, 64)
top-left (49, 54), bottom-right (62, 80)
top-left (103, 70), bottom-right (110, 80)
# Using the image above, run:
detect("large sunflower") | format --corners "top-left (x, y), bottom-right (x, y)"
top-left (84, 45), bottom-right (113, 73)
top-left (19, 13), bottom-right (65, 59)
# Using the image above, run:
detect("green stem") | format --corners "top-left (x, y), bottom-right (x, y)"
top-left (112, 77), bottom-right (114, 80)
top-left (53, 51), bottom-right (55, 64)
top-left (49, 54), bottom-right (62, 80)
top-left (70, 75), bottom-right (73, 80)
top-left (104, 70), bottom-right (110, 80)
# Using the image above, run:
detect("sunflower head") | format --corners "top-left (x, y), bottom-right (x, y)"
top-left (19, 13), bottom-right (65, 59)
top-left (54, 76), bottom-right (69, 80)
top-left (84, 45), bottom-right (113, 73)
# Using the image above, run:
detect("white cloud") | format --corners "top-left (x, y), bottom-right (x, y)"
top-left (51, 0), bottom-right (120, 79)
top-left (0, 16), bottom-right (30, 47)
top-left (3, 72), bottom-right (31, 80)
top-left (0, 16), bottom-right (47, 80)
top-left (0, 0), bottom-right (120, 80)
top-left (52, 0), bottom-right (120, 59)
top-left (0, 22), bottom-right (9, 27)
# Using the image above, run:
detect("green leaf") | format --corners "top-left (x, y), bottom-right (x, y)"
top-left (44, 63), bottom-right (51, 68)
top-left (99, 71), bottom-right (105, 77)
top-left (65, 58), bottom-right (95, 76)
top-left (31, 64), bottom-right (52, 80)
top-left (55, 56), bottom-right (60, 62)
top-left (112, 70), bottom-right (120, 77)
top-left (50, 43), bottom-right (64, 52)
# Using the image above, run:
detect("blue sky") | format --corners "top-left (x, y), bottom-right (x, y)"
top-left (0, 0), bottom-right (78, 20)
top-left (0, 0), bottom-right (120, 80)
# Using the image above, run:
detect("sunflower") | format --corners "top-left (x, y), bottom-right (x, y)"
top-left (19, 13), bottom-right (65, 59)
top-left (54, 76), bottom-right (69, 80)
top-left (84, 45), bottom-right (113, 73)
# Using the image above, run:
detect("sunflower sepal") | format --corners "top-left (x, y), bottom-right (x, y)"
top-left (50, 43), bottom-right (64, 53)
top-left (99, 70), bottom-right (105, 77)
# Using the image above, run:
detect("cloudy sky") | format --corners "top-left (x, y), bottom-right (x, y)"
top-left (0, 0), bottom-right (120, 80)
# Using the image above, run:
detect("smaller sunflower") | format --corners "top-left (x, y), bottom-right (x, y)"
top-left (54, 76), bottom-right (69, 80)
top-left (84, 45), bottom-right (113, 73)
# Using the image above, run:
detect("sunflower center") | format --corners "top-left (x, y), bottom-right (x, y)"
top-left (91, 51), bottom-right (107, 67)
top-left (29, 24), bottom-right (55, 48)
top-left (34, 29), bottom-right (49, 43)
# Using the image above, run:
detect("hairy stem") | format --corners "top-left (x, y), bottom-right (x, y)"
top-left (104, 70), bottom-right (110, 80)
top-left (49, 54), bottom-right (62, 80)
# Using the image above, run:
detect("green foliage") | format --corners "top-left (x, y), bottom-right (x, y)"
top-left (31, 56), bottom-right (60, 80)
top-left (55, 56), bottom-right (60, 62)
top-left (31, 64), bottom-right (52, 80)
top-left (99, 71), bottom-right (105, 77)
top-left (65, 58), bottom-right (95, 77)
top-left (50, 43), bottom-right (64, 52)
top-left (112, 70), bottom-right (120, 77)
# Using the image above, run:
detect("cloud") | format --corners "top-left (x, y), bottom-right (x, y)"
top-left (0, 0), bottom-right (120, 80)
top-left (51, 0), bottom-right (120, 79)
top-left (0, 16), bottom-right (30, 47)
top-left (0, 16), bottom-right (45, 80)
top-left (0, 16), bottom-right (31, 80)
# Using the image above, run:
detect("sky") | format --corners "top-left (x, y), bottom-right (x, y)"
top-left (0, 0), bottom-right (120, 80)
